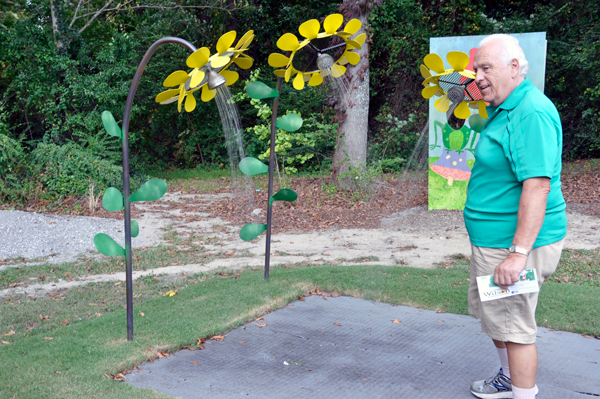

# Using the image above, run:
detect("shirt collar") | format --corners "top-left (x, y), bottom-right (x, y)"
top-left (485, 77), bottom-right (534, 115)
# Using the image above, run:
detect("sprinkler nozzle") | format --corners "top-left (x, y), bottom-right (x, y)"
top-left (207, 69), bottom-right (227, 90)
top-left (447, 86), bottom-right (465, 103)
top-left (316, 53), bottom-right (335, 71)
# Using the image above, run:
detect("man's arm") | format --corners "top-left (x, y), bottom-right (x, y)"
top-left (494, 177), bottom-right (551, 288)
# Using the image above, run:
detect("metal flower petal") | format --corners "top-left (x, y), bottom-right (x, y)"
top-left (201, 84), bottom-right (216, 102)
top-left (155, 88), bottom-right (180, 103)
top-left (424, 53), bottom-right (446, 74)
top-left (323, 14), bottom-right (343, 34)
top-left (186, 47), bottom-right (210, 69)
top-left (343, 19), bottom-right (361, 35)
top-left (434, 95), bottom-right (450, 113)
top-left (277, 33), bottom-right (301, 52)
top-left (269, 53), bottom-right (291, 68)
top-left (446, 51), bottom-right (469, 72)
top-left (299, 19), bottom-right (320, 40)
top-left (185, 91), bottom-right (197, 112)
top-left (216, 31), bottom-right (237, 55)
top-left (233, 54), bottom-right (253, 70)
top-left (220, 70), bottom-right (239, 86)
top-left (235, 31), bottom-right (254, 51)
top-left (163, 70), bottom-right (189, 87)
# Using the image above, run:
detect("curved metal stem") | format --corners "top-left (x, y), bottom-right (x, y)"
top-left (121, 37), bottom-right (197, 341)
top-left (264, 77), bottom-right (284, 280)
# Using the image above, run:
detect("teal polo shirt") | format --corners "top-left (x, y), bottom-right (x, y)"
top-left (464, 78), bottom-right (567, 249)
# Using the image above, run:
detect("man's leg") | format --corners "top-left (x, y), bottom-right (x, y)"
top-left (505, 342), bottom-right (537, 389)
top-left (492, 340), bottom-right (510, 378)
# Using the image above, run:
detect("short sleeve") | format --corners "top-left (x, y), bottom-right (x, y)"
top-left (508, 111), bottom-right (559, 182)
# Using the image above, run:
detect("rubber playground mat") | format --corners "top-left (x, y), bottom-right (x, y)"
top-left (127, 295), bottom-right (600, 398)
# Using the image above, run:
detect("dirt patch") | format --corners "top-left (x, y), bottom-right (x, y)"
top-left (129, 173), bottom-right (599, 272)
top-left (205, 176), bottom-right (428, 233)
top-left (2, 171), bottom-right (599, 297)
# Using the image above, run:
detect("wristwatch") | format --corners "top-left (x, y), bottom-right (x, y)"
top-left (509, 244), bottom-right (530, 257)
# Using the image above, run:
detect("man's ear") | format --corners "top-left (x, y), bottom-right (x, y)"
top-left (510, 58), bottom-right (520, 78)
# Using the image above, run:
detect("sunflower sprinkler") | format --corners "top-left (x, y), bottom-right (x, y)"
top-left (236, 14), bottom-right (365, 279)
top-left (93, 31), bottom-right (254, 341)
top-left (419, 50), bottom-right (488, 186)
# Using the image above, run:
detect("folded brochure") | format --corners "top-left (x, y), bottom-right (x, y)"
top-left (476, 268), bottom-right (539, 302)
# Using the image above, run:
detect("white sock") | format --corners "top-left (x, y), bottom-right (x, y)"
top-left (496, 347), bottom-right (511, 378)
top-left (512, 385), bottom-right (538, 399)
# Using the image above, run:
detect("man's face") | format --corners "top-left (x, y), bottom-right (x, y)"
top-left (473, 41), bottom-right (520, 107)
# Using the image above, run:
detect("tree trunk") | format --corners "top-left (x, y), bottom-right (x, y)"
top-left (333, 12), bottom-right (369, 190)
top-left (49, 0), bottom-right (66, 54)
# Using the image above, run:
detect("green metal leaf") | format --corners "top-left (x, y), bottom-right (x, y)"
top-left (94, 233), bottom-right (125, 256)
top-left (102, 187), bottom-right (124, 212)
top-left (239, 157), bottom-right (268, 176)
top-left (269, 188), bottom-right (297, 205)
top-left (276, 113), bottom-right (303, 132)
top-left (469, 113), bottom-right (487, 133)
top-left (130, 179), bottom-right (167, 202)
top-left (131, 220), bottom-right (139, 238)
top-left (246, 81), bottom-right (279, 100)
top-left (102, 111), bottom-right (122, 139)
top-left (239, 223), bottom-right (267, 242)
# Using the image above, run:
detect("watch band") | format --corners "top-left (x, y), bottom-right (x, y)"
top-left (509, 244), bottom-right (530, 257)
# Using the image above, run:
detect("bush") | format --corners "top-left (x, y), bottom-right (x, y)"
top-left (0, 133), bottom-right (30, 201)
top-left (30, 142), bottom-right (146, 199)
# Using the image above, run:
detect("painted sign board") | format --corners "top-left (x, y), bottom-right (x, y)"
top-left (428, 32), bottom-right (547, 210)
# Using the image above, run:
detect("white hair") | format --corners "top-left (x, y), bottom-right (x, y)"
top-left (479, 34), bottom-right (529, 77)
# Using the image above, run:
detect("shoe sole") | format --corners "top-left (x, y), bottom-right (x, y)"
top-left (470, 390), bottom-right (512, 399)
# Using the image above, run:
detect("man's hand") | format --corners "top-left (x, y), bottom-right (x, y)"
top-left (494, 253), bottom-right (529, 288)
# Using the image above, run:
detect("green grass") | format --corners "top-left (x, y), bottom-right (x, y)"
top-left (552, 248), bottom-right (600, 287)
top-left (1, 249), bottom-right (599, 398)
top-left (0, 243), bottom-right (219, 289)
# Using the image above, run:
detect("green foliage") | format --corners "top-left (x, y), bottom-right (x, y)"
top-left (478, 1), bottom-right (600, 158)
top-left (0, 132), bottom-right (23, 181)
top-left (369, 110), bottom-right (420, 170)
top-left (321, 182), bottom-right (338, 199)
top-left (237, 70), bottom-right (338, 174)
top-left (0, 0), bottom-right (597, 206)
top-left (0, 132), bottom-right (28, 200)
top-left (30, 142), bottom-right (146, 199)
top-left (368, 0), bottom-right (484, 129)
top-left (337, 160), bottom-right (384, 202)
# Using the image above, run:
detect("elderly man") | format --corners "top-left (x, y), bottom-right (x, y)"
top-left (464, 34), bottom-right (566, 399)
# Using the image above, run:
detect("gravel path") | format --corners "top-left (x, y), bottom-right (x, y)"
top-left (1, 195), bottom-right (599, 275)
top-left (0, 210), bottom-right (160, 269)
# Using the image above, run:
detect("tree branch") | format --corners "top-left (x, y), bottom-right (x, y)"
top-left (68, 0), bottom-right (85, 29)
top-left (77, 0), bottom-right (114, 35)
top-left (73, 3), bottom-right (240, 23)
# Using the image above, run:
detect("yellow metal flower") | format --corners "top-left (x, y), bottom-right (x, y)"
top-left (268, 14), bottom-right (365, 90)
top-left (420, 51), bottom-right (488, 119)
top-left (155, 30), bottom-right (254, 112)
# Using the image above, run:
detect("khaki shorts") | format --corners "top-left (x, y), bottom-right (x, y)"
top-left (468, 239), bottom-right (564, 344)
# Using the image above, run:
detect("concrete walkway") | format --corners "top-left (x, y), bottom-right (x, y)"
top-left (127, 295), bottom-right (600, 398)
